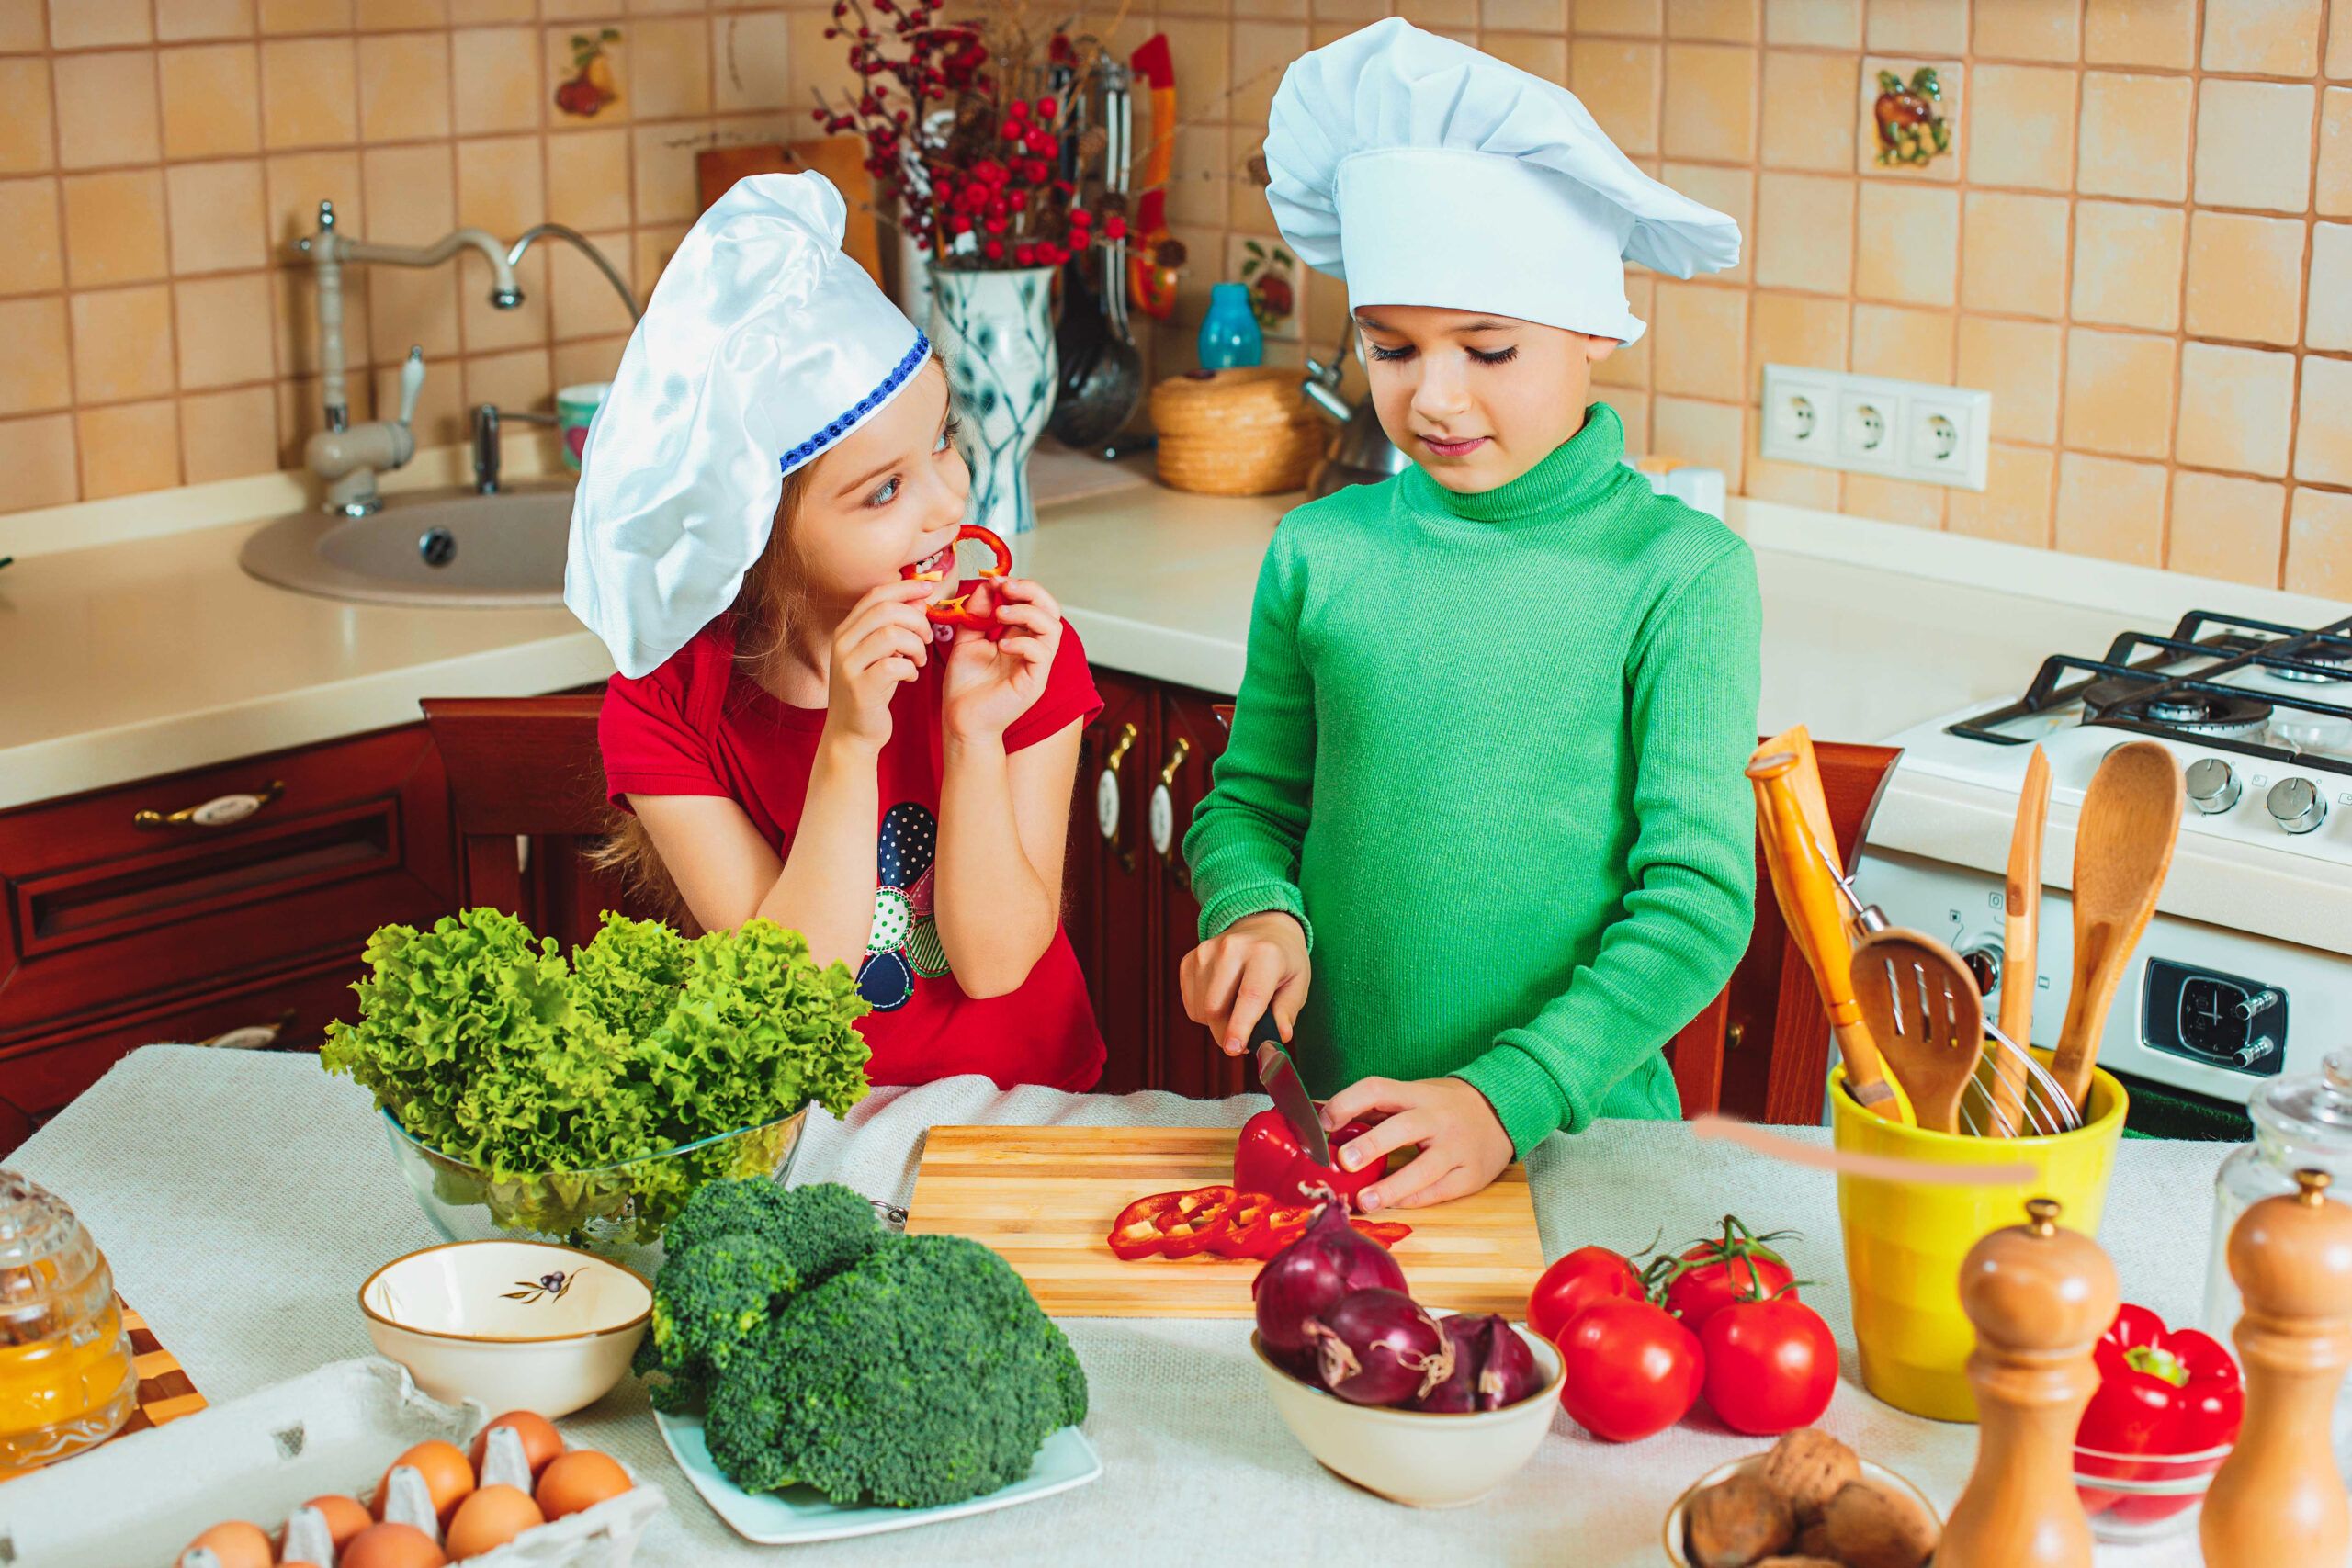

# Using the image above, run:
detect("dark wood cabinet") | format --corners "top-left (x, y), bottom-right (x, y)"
top-left (1151, 688), bottom-right (1247, 1100)
top-left (0, 724), bottom-right (455, 1120)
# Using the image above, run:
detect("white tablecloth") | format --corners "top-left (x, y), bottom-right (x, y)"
top-left (16, 1046), bottom-right (2239, 1566)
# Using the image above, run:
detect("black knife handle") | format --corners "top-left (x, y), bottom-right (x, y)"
top-left (1246, 1009), bottom-right (1284, 1053)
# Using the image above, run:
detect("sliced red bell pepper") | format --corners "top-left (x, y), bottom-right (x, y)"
top-left (899, 524), bottom-right (1012, 637)
top-left (1107, 1191), bottom-right (1180, 1260)
top-left (1215, 1197), bottom-right (1318, 1259)
top-left (1157, 1184), bottom-right (1239, 1258)
top-left (1351, 1219), bottom-right (1413, 1249)
top-left (2075, 1302), bottom-right (2243, 1524)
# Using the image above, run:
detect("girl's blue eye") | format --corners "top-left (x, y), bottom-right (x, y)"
top-left (1468, 345), bottom-right (1519, 366)
top-left (934, 420), bottom-right (961, 454)
top-left (868, 476), bottom-right (900, 507)
top-left (1366, 343), bottom-right (1412, 362)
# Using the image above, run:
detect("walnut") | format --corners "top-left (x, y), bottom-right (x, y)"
top-left (1794, 1520), bottom-right (1837, 1560)
top-left (1819, 1479), bottom-right (1939, 1568)
top-left (1758, 1427), bottom-right (1862, 1521)
top-left (1685, 1473), bottom-right (1796, 1568)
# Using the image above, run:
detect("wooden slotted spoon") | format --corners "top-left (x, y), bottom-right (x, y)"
top-left (2049, 740), bottom-right (2186, 1114)
top-left (1849, 931), bottom-right (1985, 1135)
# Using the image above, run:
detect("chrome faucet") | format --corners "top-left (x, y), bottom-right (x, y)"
top-left (294, 199), bottom-right (525, 517)
top-left (470, 404), bottom-right (560, 494)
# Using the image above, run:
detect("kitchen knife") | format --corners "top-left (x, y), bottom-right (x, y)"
top-left (1249, 1009), bottom-right (1329, 1168)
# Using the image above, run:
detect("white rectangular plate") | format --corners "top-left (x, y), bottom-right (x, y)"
top-left (651, 1406), bottom-right (1101, 1544)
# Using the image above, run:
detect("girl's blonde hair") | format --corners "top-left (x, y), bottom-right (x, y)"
top-left (588, 462), bottom-right (815, 925)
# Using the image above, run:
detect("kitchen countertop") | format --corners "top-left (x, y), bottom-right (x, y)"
top-left (4, 448), bottom-right (2344, 812)
top-left (9, 1046), bottom-right (2237, 1566)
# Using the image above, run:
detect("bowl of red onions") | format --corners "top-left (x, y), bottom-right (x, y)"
top-left (1250, 1198), bottom-right (1563, 1507)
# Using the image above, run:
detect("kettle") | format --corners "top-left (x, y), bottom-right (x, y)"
top-left (1301, 355), bottom-right (1412, 500)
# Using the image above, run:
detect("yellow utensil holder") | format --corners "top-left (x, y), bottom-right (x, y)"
top-left (1829, 1062), bottom-right (2128, 1422)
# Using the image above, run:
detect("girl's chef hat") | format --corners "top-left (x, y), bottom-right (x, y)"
top-left (1264, 17), bottom-right (1740, 344)
top-left (565, 171), bottom-right (930, 678)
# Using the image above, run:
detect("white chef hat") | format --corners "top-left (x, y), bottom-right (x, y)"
top-left (564, 171), bottom-right (930, 679)
top-left (1264, 17), bottom-right (1740, 344)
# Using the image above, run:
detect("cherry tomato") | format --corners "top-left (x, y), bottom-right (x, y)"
top-left (1555, 1297), bottom-right (1704, 1443)
top-left (1233, 1109), bottom-right (1379, 1209)
top-left (1528, 1245), bottom-right (1644, 1345)
top-left (1657, 1216), bottom-right (1796, 1333)
top-left (1697, 1292), bottom-right (1838, 1436)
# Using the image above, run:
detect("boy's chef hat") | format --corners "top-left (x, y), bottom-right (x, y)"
top-left (565, 171), bottom-right (930, 678)
top-left (1264, 17), bottom-right (1739, 344)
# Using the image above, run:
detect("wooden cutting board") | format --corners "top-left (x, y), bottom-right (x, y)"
top-left (902, 1126), bottom-right (1544, 1319)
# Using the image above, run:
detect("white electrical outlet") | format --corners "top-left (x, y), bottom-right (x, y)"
top-left (1761, 365), bottom-right (1994, 491)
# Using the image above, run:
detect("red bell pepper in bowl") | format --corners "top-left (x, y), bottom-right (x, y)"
top-left (2073, 1303), bottom-right (2243, 1540)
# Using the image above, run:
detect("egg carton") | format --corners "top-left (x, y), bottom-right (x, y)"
top-left (0, 1356), bottom-right (663, 1567)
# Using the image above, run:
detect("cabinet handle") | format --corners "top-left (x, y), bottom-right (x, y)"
top-left (1096, 722), bottom-right (1138, 872)
top-left (198, 1009), bottom-right (297, 1050)
top-left (1149, 737), bottom-right (1193, 885)
top-left (133, 779), bottom-right (286, 830)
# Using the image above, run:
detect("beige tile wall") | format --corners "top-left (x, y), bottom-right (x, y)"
top-left (1144, 0), bottom-right (2352, 594)
top-left (4, 0), bottom-right (2349, 600)
top-left (0, 0), bottom-right (822, 513)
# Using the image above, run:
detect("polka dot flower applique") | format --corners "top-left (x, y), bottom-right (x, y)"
top-left (857, 801), bottom-right (950, 1010)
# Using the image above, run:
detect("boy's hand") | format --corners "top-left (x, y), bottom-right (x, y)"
top-left (1182, 911), bottom-right (1310, 1055)
top-left (825, 579), bottom-right (936, 752)
top-left (940, 578), bottom-right (1062, 743)
top-left (1317, 1077), bottom-right (1513, 1212)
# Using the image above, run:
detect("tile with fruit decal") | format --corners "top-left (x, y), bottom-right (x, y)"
top-left (556, 28), bottom-right (623, 121)
top-left (1858, 58), bottom-right (1962, 182)
top-left (1227, 232), bottom-right (1301, 342)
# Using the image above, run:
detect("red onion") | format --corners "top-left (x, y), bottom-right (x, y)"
top-left (1416, 1314), bottom-right (1544, 1413)
top-left (1306, 1289), bottom-right (1455, 1407)
top-left (1251, 1196), bottom-right (1408, 1360)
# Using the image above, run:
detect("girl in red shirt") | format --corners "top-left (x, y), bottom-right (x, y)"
top-left (567, 173), bottom-right (1104, 1091)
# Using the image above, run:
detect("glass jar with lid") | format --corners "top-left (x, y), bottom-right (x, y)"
top-left (0, 1169), bottom-right (136, 1470)
top-left (2206, 1050), bottom-right (2352, 1339)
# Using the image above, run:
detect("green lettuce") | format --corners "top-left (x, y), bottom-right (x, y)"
top-left (323, 908), bottom-right (872, 1243)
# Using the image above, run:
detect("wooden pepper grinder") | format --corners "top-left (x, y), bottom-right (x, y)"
top-left (2200, 1168), bottom-right (2352, 1568)
top-left (1938, 1197), bottom-right (2119, 1568)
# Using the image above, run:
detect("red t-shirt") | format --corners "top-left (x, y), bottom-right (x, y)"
top-left (599, 614), bottom-right (1106, 1091)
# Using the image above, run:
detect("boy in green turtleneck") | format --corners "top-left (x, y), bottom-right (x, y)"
top-left (1181, 20), bottom-right (1761, 1212)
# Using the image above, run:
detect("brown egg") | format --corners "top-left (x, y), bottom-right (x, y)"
top-left (378, 1438), bottom-right (476, 1526)
top-left (338, 1522), bottom-right (447, 1568)
top-left (469, 1410), bottom-right (564, 1479)
top-left (177, 1520), bottom-right (273, 1568)
top-left (300, 1494), bottom-right (372, 1550)
top-left (444, 1484), bottom-right (545, 1559)
top-left (534, 1449), bottom-right (632, 1520)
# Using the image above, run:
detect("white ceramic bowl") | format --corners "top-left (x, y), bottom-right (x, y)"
top-left (359, 1239), bottom-right (651, 1417)
top-left (1661, 1452), bottom-right (1941, 1565)
top-left (1250, 1325), bottom-right (1565, 1507)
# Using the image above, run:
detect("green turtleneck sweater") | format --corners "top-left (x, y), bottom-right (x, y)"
top-left (1183, 404), bottom-right (1761, 1156)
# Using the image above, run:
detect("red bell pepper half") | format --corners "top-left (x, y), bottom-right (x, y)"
top-left (2075, 1302), bottom-right (2243, 1524)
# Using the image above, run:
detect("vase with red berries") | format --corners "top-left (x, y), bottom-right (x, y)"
top-left (811, 2), bottom-right (1130, 537)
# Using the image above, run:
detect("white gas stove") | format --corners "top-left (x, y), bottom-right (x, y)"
top-left (1855, 609), bottom-right (2352, 1112)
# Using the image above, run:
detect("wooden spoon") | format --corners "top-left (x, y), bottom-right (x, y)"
top-left (2049, 740), bottom-right (2186, 1115)
top-left (1986, 745), bottom-right (2051, 1137)
top-left (1849, 930), bottom-right (1985, 1134)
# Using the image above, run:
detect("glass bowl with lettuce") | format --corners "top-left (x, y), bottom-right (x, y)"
top-left (324, 908), bottom-right (873, 1263)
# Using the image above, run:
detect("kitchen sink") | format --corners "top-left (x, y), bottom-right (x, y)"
top-left (240, 485), bottom-right (573, 607)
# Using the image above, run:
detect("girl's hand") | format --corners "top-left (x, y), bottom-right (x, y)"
top-left (1316, 1077), bottom-right (1513, 1213)
top-left (1182, 910), bottom-right (1311, 1055)
top-left (825, 579), bottom-right (936, 752)
top-left (940, 578), bottom-right (1063, 743)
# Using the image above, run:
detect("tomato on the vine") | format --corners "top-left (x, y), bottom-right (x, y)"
top-left (1698, 1291), bottom-right (1838, 1436)
top-left (1555, 1296), bottom-right (1703, 1443)
top-left (1650, 1214), bottom-right (1797, 1333)
top-left (1528, 1245), bottom-right (1644, 1345)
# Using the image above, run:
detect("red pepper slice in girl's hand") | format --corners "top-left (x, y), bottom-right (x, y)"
top-left (899, 524), bottom-right (1012, 638)
top-left (1234, 1108), bottom-right (1382, 1209)
top-left (2075, 1302), bottom-right (2243, 1523)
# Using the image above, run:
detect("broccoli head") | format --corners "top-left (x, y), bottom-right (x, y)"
top-left (703, 1232), bottom-right (1089, 1509)
top-left (641, 1180), bottom-right (884, 1407)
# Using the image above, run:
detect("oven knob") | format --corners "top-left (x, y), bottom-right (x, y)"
top-left (2266, 776), bottom-right (2327, 835)
top-left (2236, 1036), bottom-right (2278, 1070)
top-left (1958, 941), bottom-right (2002, 998)
top-left (2186, 757), bottom-right (2242, 815)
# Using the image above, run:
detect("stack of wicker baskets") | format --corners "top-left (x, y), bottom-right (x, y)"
top-left (1149, 367), bottom-right (1326, 496)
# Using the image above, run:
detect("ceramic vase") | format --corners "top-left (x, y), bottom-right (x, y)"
top-left (1198, 281), bottom-right (1264, 370)
top-left (927, 265), bottom-right (1057, 540)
